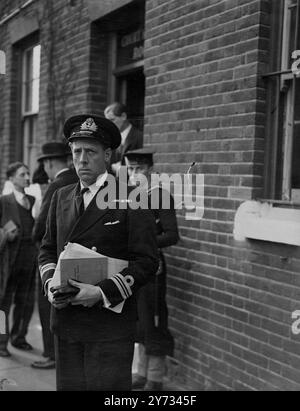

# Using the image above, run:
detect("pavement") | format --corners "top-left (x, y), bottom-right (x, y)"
top-left (0, 306), bottom-right (183, 391)
top-left (0, 307), bottom-right (55, 391)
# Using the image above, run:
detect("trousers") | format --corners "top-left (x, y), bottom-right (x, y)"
top-left (55, 335), bottom-right (135, 391)
top-left (38, 274), bottom-right (55, 359)
top-left (0, 243), bottom-right (36, 348)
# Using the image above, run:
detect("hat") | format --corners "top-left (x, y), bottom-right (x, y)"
top-left (63, 114), bottom-right (121, 150)
top-left (124, 147), bottom-right (155, 164)
top-left (37, 142), bottom-right (70, 162)
top-left (32, 162), bottom-right (49, 185)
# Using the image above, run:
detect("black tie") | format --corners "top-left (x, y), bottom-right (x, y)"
top-left (75, 187), bottom-right (89, 217)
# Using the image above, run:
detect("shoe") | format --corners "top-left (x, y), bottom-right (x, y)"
top-left (31, 358), bottom-right (56, 370)
top-left (0, 348), bottom-right (11, 358)
top-left (11, 341), bottom-right (33, 351)
top-left (132, 374), bottom-right (147, 389)
top-left (143, 380), bottom-right (163, 391)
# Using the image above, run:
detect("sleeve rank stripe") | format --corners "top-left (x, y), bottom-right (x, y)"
top-left (114, 273), bottom-right (133, 297)
top-left (40, 263), bottom-right (57, 277)
top-left (110, 276), bottom-right (127, 300)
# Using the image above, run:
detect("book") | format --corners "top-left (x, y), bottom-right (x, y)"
top-left (60, 256), bottom-right (108, 285)
top-left (50, 243), bottom-right (128, 288)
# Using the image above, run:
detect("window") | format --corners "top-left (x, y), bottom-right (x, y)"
top-left (21, 44), bottom-right (41, 173)
top-left (0, 50), bottom-right (5, 74)
top-left (264, 0), bottom-right (300, 202)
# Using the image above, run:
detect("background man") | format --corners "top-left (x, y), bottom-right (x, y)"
top-left (39, 115), bottom-right (158, 391)
top-left (0, 163), bottom-right (37, 357)
top-left (124, 148), bottom-right (179, 391)
top-left (104, 102), bottom-right (143, 175)
top-left (31, 142), bottom-right (78, 370)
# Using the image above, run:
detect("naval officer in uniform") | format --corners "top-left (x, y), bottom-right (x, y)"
top-left (39, 115), bottom-right (159, 391)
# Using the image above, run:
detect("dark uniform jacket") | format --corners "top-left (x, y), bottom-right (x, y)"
top-left (150, 188), bottom-right (179, 251)
top-left (38, 181), bottom-right (159, 342)
top-left (33, 168), bottom-right (78, 243)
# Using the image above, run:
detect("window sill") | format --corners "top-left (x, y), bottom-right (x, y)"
top-left (233, 201), bottom-right (300, 246)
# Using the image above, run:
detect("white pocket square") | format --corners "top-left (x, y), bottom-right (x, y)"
top-left (104, 220), bottom-right (120, 226)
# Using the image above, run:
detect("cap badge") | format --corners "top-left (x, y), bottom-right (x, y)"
top-left (80, 117), bottom-right (98, 132)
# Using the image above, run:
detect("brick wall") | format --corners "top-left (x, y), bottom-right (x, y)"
top-left (144, 0), bottom-right (300, 391)
top-left (0, 0), bottom-right (93, 187)
top-left (2, 0), bottom-right (300, 391)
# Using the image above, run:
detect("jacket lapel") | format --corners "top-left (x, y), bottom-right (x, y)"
top-left (65, 183), bottom-right (111, 241)
top-left (7, 194), bottom-right (21, 227)
top-left (61, 183), bottom-right (81, 240)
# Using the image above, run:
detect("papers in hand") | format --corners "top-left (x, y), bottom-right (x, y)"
top-left (3, 220), bottom-right (17, 233)
top-left (50, 243), bottom-right (128, 288)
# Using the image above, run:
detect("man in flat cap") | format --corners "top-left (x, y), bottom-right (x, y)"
top-left (124, 148), bottom-right (179, 391)
top-left (31, 142), bottom-right (78, 370)
top-left (38, 115), bottom-right (158, 391)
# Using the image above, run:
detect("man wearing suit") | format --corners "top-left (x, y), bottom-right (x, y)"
top-left (39, 114), bottom-right (158, 391)
top-left (0, 162), bottom-right (37, 357)
top-left (31, 142), bottom-right (78, 370)
top-left (104, 102), bottom-right (143, 175)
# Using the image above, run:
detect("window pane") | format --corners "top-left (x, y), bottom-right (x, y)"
top-left (25, 48), bottom-right (33, 82)
top-left (32, 78), bottom-right (40, 113)
top-left (22, 44), bottom-right (40, 114)
top-left (32, 45), bottom-right (41, 80)
top-left (24, 81), bottom-right (32, 113)
top-left (22, 115), bottom-right (38, 173)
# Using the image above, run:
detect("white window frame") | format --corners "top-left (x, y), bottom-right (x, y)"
top-left (21, 44), bottom-right (41, 172)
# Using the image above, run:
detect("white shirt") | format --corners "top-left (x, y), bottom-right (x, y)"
top-left (2, 180), bottom-right (14, 195)
top-left (120, 124), bottom-right (132, 146)
top-left (26, 183), bottom-right (42, 218)
top-left (80, 171), bottom-right (108, 210)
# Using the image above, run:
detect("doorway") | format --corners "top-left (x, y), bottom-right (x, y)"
top-left (115, 69), bottom-right (145, 131)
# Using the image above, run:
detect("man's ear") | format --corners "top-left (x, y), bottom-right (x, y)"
top-left (105, 148), bottom-right (112, 163)
top-left (121, 112), bottom-right (127, 122)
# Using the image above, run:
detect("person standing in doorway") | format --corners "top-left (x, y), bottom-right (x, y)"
top-left (104, 102), bottom-right (143, 176)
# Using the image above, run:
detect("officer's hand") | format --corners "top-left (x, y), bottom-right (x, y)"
top-left (48, 284), bottom-right (69, 310)
top-left (68, 279), bottom-right (103, 308)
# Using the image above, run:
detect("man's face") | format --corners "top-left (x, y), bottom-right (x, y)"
top-left (10, 166), bottom-right (30, 191)
top-left (104, 108), bottom-right (126, 132)
top-left (43, 159), bottom-right (55, 181)
top-left (71, 139), bottom-right (111, 186)
top-left (125, 158), bottom-right (151, 187)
